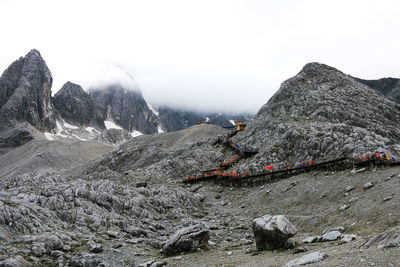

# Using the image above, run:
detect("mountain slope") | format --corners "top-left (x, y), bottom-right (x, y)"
top-left (84, 124), bottom-right (230, 181)
top-left (53, 81), bottom-right (105, 130)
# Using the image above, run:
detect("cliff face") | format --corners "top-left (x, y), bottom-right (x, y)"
top-left (234, 63), bottom-right (400, 169)
top-left (0, 49), bottom-right (58, 150)
top-left (53, 81), bottom-right (105, 129)
top-left (89, 84), bottom-right (159, 134)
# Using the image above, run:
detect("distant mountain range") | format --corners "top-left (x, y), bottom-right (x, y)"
top-left (0, 49), bottom-right (252, 152)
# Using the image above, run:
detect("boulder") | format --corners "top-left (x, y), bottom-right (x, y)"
top-left (252, 214), bottom-right (297, 250)
top-left (284, 251), bottom-right (327, 267)
top-left (363, 182), bottom-right (374, 189)
top-left (321, 231), bottom-right (342, 242)
top-left (160, 223), bottom-right (209, 256)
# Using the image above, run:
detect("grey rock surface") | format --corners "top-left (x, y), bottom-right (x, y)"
top-left (364, 226), bottom-right (400, 249)
top-left (53, 81), bottom-right (105, 129)
top-left (95, 128), bottom-right (132, 146)
top-left (284, 251), bottom-right (327, 267)
top-left (252, 214), bottom-right (297, 250)
top-left (84, 124), bottom-right (230, 180)
top-left (321, 231), bottom-right (342, 241)
top-left (160, 223), bottom-right (210, 256)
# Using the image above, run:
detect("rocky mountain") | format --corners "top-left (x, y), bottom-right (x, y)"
top-left (2, 60), bottom-right (400, 266)
top-left (353, 76), bottom-right (400, 103)
top-left (233, 63), bottom-right (400, 171)
top-left (53, 81), bottom-right (105, 130)
top-left (0, 49), bottom-right (58, 152)
top-left (89, 84), bottom-right (159, 134)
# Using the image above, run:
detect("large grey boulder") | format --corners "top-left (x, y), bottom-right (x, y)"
top-left (160, 223), bottom-right (210, 256)
top-left (252, 214), bottom-right (297, 250)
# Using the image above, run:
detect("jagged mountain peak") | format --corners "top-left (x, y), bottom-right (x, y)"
top-left (89, 82), bottom-right (158, 134)
top-left (0, 49), bottom-right (58, 151)
top-left (53, 81), bottom-right (105, 130)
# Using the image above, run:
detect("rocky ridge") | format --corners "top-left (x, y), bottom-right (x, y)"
top-left (233, 63), bottom-right (400, 172)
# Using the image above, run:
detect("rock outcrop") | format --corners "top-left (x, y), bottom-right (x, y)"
top-left (252, 214), bottom-right (297, 250)
top-left (160, 223), bottom-right (210, 256)
top-left (235, 63), bottom-right (400, 170)
top-left (89, 84), bottom-right (159, 134)
top-left (0, 49), bottom-right (58, 150)
top-left (53, 81), bottom-right (105, 129)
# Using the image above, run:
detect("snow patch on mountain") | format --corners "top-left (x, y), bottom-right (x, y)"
top-left (131, 130), bottom-right (143, 137)
top-left (64, 122), bottom-right (79, 129)
top-left (148, 103), bottom-right (159, 116)
top-left (104, 120), bottom-right (123, 130)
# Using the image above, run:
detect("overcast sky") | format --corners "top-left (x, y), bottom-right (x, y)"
top-left (0, 0), bottom-right (399, 113)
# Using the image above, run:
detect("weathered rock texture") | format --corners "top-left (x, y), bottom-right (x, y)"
top-left (84, 124), bottom-right (230, 181)
top-left (0, 171), bottom-right (205, 265)
top-left (53, 81), bottom-right (105, 129)
top-left (89, 84), bottom-right (159, 134)
top-left (160, 223), bottom-right (210, 256)
top-left (235, 63), bottom-right (400, 171)
top-left (96, 128), bottom-right (132, 146)
top-left (0, 49), bottom-right (58, 150)
top-left (252, 214), bottom-right (297, 250)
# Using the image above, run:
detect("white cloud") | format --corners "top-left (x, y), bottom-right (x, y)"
top-left (0, 0), bottom-right (399, 113)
